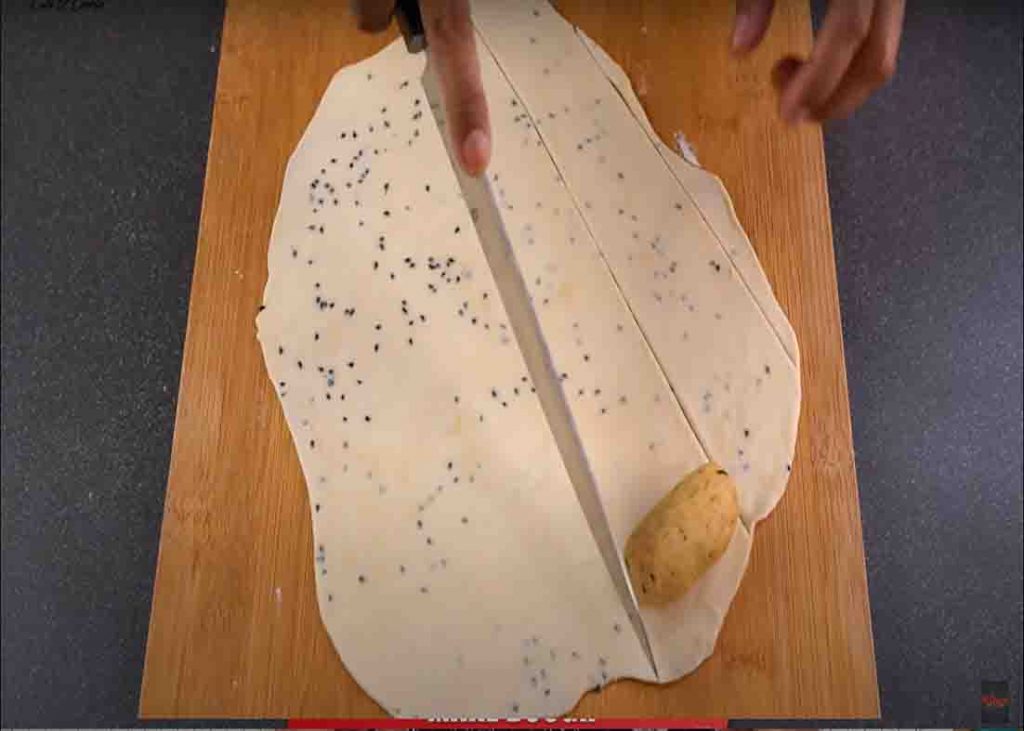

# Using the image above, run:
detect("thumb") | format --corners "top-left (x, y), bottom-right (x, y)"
top-left (732, 0), bottom-right (775, 54)
top-left (422, 0), bottom-right (491, 176)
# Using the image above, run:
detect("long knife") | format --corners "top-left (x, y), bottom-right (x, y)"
top-left (394, 0), bottom-right (658, 679)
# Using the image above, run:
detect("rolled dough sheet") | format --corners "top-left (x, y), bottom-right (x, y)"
top-left (256, 0), bottom-right (799, 715)
top-left (471, 0), bottom-right (800, 526)
top-left (576, 31), bottom-right (800, 368)
top-left (258, 39), bottom-right (654, 717)
top-left (473, 28), bottom-right (757, 683)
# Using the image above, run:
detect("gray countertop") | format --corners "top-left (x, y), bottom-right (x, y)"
top-left (2, 0), bottom-right (1021, 726)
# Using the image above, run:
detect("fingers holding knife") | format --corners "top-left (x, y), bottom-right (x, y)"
top-left (349, 0), bottom-right (491, 176)
top-left (420, 0), bottom-right (491, 177)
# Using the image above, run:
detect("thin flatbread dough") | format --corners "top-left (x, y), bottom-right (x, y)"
top-left (470, 0), bottom-right (800, 526)
top-left (471, 29), bottom-right (755, 683)
top-left (256, 0), bottom-right (799, 715)
top-left (576, 31), bottom-right (800, 369)
top-left (257, 40), bottom-right (654, 718)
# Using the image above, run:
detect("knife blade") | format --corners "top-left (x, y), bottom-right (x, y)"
top-left (395, 0), bottom-right (658, 679)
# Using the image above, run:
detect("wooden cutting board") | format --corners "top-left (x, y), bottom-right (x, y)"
top-left (139, 0), bottom-right (878, 719)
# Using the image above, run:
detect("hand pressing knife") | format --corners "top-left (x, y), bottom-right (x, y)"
top-left (352, 0), bottom-right (492, 176)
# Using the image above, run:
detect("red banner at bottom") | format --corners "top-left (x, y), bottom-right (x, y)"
top-left (288, 717), bottom-right (728, 729)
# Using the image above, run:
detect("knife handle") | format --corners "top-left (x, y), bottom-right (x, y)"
top-left (395, 0), bottom-right (426, 53)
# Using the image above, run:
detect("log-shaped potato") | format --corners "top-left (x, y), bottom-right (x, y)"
top-left (625, 462), bottom-right (740, 606)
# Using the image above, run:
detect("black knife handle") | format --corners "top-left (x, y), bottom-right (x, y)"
top-left (395, 0), bottom-right (426, 53)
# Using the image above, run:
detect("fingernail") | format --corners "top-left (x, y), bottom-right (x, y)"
top-left (461, 129), bottom-right (491, 177)
top-left (732, 12), bottom-right (753, 52)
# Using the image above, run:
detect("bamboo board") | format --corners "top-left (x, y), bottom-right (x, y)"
top-left (139, 0), bottom-right (879, 719)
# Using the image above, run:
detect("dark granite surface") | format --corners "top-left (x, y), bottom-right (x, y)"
top-left (818, 1), bottom-right (1023, 724)
top-left (1, 0), bottom-right (224, 725)
top-left (2, 0), bottom-right (1021, 726)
